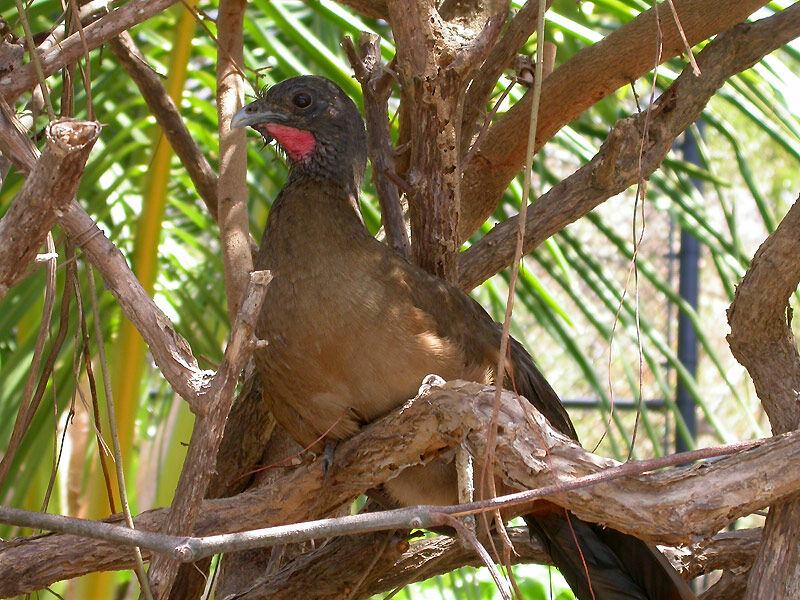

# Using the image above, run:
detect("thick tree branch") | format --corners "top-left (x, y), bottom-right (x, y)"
top-left (230, 526), bottom-right (762, 599)
top-left (458, 5), bottom-right (800, 291)
top-left (216, 0), bottom-right (253, 322)
top-left (380, 528), bottom-right (761, 599)
top-left (458, 0), bottom-right (771, 242)
top-left (0, 0), bottom-right (179, 102)
top-left (239, 529), bottom-right (546, 600)
top-left (388, 0), bottom-right (506, 281)
top-left (679, 529), bottom-right (762, 581)
top-left (700, 572), bottom-right (749, 600)
top-left (0, 382), bottom-right (797, 596)
top-left (727, 195), bottom-right (800, 598)
top-left (727, 197), bottom-right (800, 432)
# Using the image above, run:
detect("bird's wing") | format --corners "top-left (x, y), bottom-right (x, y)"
top-left (399, 258), bottom-right (577, 440)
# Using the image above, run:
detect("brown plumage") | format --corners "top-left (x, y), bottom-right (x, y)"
top-left (232, 75), bottom-right (695, 600)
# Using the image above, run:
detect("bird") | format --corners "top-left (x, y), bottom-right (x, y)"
top-left (231, 75), bottom-right (696, 600)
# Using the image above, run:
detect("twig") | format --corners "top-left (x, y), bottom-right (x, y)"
top-left (624, 4), bottom-right (664, 459)
top-left (485, 0), bottom-right (548, 570)
top-left (177, 0), bottom-right (258, 96)
top-left (108, 32), bottom-right (222, 224)
top-left (461, 0), bottom-right (553, 143)
top-left (76, 290), bottom-right (118, 514)
top-left (437, 513), bottom-right (511, 600)
top-left (461, 80), bottom-right (515, 171)
top-left (665, 0), bottom-right (701, 76)
top-left (343, 529), bottom-right (396, 600)
top-left (0, 96), bottom-right (39, 175)
top-left (40, 234), bottom-right (64, 517)
top-left (234, 407), bottom-right (349, 482)
top-left (67, 0), bottom-right (95, 120)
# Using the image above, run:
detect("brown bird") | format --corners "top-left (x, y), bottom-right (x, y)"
top-left (232, 75), bottom-right (695, 600)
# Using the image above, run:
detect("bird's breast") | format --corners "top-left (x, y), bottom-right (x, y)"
top-left (254, 245), bottom-right (471, 449)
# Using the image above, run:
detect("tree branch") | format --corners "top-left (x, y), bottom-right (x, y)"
top-left (0, 120), bottom-right (99, 488)
top-left (457, 0), bottom-right (771, 242)
top-left (0, 96), bottom-right (37, 175)
top-left (461, 0), bottom-right (554, 146)
top-left (679, 529), bottom-right (761, 581)
top-left (0, 75), bottom-right (219, 418)
top-left (215, 0), bottom-right (254, 322)
top-left (108, 32), bottom-right (220, 222)
top-left (57, 200), bottom-right (207, 410)
top-left (0, 120), bottom-right (99, 300)
top-left (727, 196), bottom-right (800, 432)
top-left (727, 194), bottom-right (800, 598)
top-left (224, 526), bottom-right (762, 599)
top-left (343, 33), bottom-right (411, 259)
top-left (0, 0), bottom-right (179, 102)
top-left (0, 382), bottom-right (797, 596)
top-left (388, 0), bottom-right (506, 281)
top-left (458, 4), bottom-right (800, 291)
top-left (146, 270), bottom-right (271, 599)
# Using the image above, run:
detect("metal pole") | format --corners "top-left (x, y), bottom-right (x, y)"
top-left (675, 125), bottom-right (703, 452)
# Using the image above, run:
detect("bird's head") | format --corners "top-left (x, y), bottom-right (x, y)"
top-left (232, 76), bottom-right (367, 191)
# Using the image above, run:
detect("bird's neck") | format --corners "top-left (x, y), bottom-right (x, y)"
top-left (286, 141), bottom-right (364, 195)
top-left (260, 176), bottom-right (369, 267)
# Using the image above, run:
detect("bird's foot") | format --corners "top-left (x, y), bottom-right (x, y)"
top-left (322, 439), bottom-right (338, 478)
top-left (417, 374), bottom-right (446, 396)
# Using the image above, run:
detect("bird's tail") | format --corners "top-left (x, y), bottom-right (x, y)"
top-left (524, 509), bottom-right (696, 600)
top-left (505, 338), bottom-right (695, 599)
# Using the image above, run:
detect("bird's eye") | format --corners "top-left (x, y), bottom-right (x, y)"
top-left (292, 92), bottom-right (312, 109)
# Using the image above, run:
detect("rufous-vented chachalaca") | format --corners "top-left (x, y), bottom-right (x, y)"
top-left (232, 76), bottom-right (696, 600)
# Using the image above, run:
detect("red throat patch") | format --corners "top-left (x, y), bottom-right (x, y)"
top-left (265, 123), bottom-right (316, 162)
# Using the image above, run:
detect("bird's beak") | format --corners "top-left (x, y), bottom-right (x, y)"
top-left (231, 103), bottom-right (287, 129)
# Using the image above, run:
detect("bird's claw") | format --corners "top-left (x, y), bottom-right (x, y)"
top-left (418, 374), bottom-right (446, 396)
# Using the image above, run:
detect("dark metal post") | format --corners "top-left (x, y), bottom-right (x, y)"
top-left (675, 125), bottom-right (702, 452)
